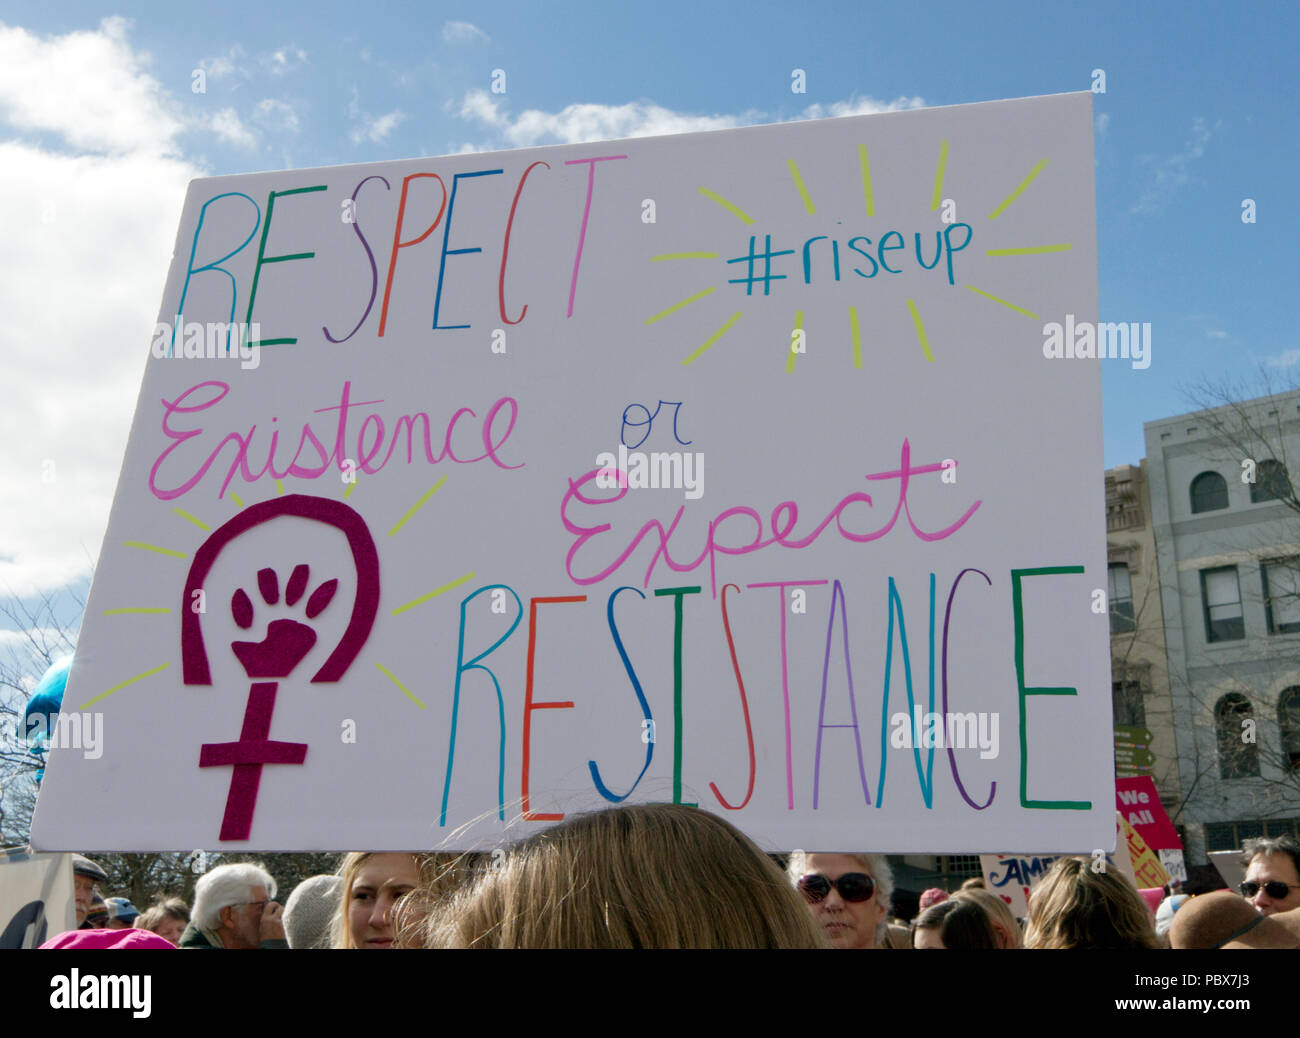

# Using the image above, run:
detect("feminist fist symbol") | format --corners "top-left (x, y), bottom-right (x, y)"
top-left (231, 565), bottom-right (338, 678)
top-left (199, 564), bottom-right (337, 841)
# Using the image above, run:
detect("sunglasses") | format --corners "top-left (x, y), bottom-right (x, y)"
top-left (1240, 880), bottom-right (1300, 899)
top-left (798, 873), bottom-right (875, 904)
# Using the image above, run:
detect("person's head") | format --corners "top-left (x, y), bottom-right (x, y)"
top-left (85, 894), bottom-right (108, 929)
top-left (1023, 857), bottom-right (1158, 949)
top-left (335, 853), bottom-right (422, 949)
top-left (1170, 890), bottom-right (1300, 949)
top-left (103, 898), bottom-right (139, 930)
top-left (787, 851), bottom-right (894, 949)
top-left (1241, 836), bottom-right (1300, 916)
top-left (135, 898), bottom-right (189, 945)
top-left (951, 887), bottom-right (1022, 948)
top-left (192, 863), bottom-right (276, 949)
top-left (71, 855), bottom-right (106, 926)
top-left (284, 875), bottom-right (342, 949)
top-left (912, 897), bottom-right (1000, 949)
top-left (425, 805), bottom-right (825, 949)
top-left (960, 876), bottom-right (986, 891)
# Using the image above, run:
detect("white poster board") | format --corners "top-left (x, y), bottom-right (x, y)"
top-left (32, 91), bottom-right (1108, 852)
top-left (0, 850), bottom-right (76, 948)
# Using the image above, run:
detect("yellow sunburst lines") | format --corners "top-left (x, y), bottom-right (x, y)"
top-left (697, 187), bottom-right (754, 224)
top-left (343, 477), bottom-right (359, 499)
top-left (391, 572), bottom-right (476, 617)
top-left (389, 476), bottom-right (447, 537)
top-left (123, 541), bottom-right (188, 560)
top-left (989, 158), bottom-right (1049, 220)
top-left (930, 140), bottom-right (950, 212)
top-left (906, 300), bottom-right (935, 363)
top-left (786, 310), bottom-right (805, 374)
top-left (274, 479), bottom-right (285, 496)
top-left (375, 663), bottom-right (426, 709)
top-left (173, 508), bottom-right (210, 531)
top-left (229, 493), bottom-right (246, 508)
top-left (986, 243), bottom-right (1072, 257)
top-left (102, 607), bottom-right (170, 616)
top-left (682, 312), bottom-right (742, 366)
top-left (849, 306), bottom-right (863, 369)
top-left (651, 252), bottom-right (719, 261)
top-left (964, 284), bottom-right (1038, 319)
top-left (80, 662), bottom-right (170, 709)
top-left (788, 160), bottom-right (815, 215)
top-left (646, 287), bottom-right (717, 326)
top-left (858, 144), bottom-right (874, 218)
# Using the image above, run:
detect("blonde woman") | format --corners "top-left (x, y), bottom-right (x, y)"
top-left (951, 887), bottom-right (1022, 948)
top-left (333, 853), bottom-right (422, 949)
top-left (422, 805), bottom-right (826, 949)
top-left (1023, 856), bottom-right (1158, 949)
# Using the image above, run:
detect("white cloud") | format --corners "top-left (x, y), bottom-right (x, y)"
top-left (0, 17), bottom-right (183, 155)
top-left (0, 19), bottom-right (200, 596)
top-left (442, 21), bottom-right (489, 44)
top-left (1265, 349), bottom-right (1300, 368)
top-left (1207, 329), bottom-right (1228, 339)
top-left (1095, 112), bottom-right (1110, 134)
top-left (209, 106), bottom-right (256, 147)
top-left (200, 44), bottom-right (247, 81)
top-left (448, 90), bottom-right (925, 149)
top-left (263, 45), bottom-right (308, 75)
top-left (254, 97), bottom-right (300, 133)
top-left (1130, 117), bottom-right (1215, 216)
top-left (346, 86), bottom-right (405, 144)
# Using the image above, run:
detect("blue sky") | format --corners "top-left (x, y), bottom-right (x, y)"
top-left (0, 0), bottom-right (1296, 633)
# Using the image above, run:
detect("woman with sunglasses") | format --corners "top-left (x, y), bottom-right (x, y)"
top-left (787, 852), bottom-right (894, 949)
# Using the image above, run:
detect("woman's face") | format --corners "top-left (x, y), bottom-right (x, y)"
top-left (148, 915), bottom-right (186, 945)
top-left (799, 853), bottom-right (887, 950)
top-left (913, 925), bottom-right (945, 949)
top-left (348, 854), bottom-right (421, 948)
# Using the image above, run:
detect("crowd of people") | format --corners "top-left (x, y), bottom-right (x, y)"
top-left (34, 807), bottom-right (1300, 949)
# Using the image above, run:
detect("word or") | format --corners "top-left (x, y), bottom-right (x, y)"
top-left (151, 316), bottom-right (261, 369)
top-left (888, 708), bottom-right (999, 759)
top-left (563, 439), bottom-right (980, 596)
top-left (49, 971), bottom-right (151, 1018)
top-left (725, 225), bottom-right (973, 295)
top-left (593, 445), bottom-right (704, 500)
top-left (621, 400), bottom-right (691, 450)
top-left (1042, 315), bottom-right (1151, 370)
top-left (25, 712), bottom-right (103, 760)
top-left (149, 380), bottom-right (522, 500)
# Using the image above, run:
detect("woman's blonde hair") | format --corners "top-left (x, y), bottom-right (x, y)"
top-left (1023, 856), bottom-right (1158, 949)
top-left (952, 887), bottom-right (1022, 948)
top-left (421, 805), bottom-right (827, 949)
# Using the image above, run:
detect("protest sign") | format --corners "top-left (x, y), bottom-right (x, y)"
top-left (32, 91), bottom-right (1106, 851)
top-left (0, 849), bottom-right (75, 949)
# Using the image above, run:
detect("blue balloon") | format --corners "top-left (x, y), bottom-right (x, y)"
top-left (22, 657), bottom-right (72, 749)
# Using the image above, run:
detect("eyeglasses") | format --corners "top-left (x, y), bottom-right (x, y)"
top-left (797, 873), bottom-right (875, 904)
top-left (234, 900), bottom-right (270, 911)
top-left (1240, 880), bottom-right (1300, 899)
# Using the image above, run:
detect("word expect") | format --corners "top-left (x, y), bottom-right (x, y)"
top-left (25, 712), bottom-right (103, 760)
top-left (726, 225), bottom-right (973, 295)
top-left (150, 317), bottom-right (261, 369)
top-left (888, 708), bottom-right (999, 759)
top-left (594, 444), bottom-right (704, 500)
top-left (1042, 315), bottom-right (1151, 370)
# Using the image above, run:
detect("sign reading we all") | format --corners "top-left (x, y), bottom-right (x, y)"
top-left (33, 92), bottom-right (1112, 853)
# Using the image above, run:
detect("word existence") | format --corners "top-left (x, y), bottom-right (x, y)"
top-left (50, 970), bottom-right (151, 1018)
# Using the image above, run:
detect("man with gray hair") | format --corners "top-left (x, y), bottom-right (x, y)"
top-left (1241, 835), bottom-right (1300, 917)
top-left (179, 862), bottom-right (287, 949)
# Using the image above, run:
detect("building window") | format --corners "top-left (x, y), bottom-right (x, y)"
top-left (1190, 471), bottom-right (1228, 513)
top-left (1206, 819), bottom-right (1300, 852)
top-left (938, 855), bottom-right (982, 881)
top-left (1250, 459), bottom-right (1290, 504)
top-left (1280, 687), bottom-right (1300, 773)
top-left (1201, 567), bottom-right (1245, 642)
top-left (1215, 693), bottom-right (1259, 779)
top-left (1262, 559), bottom-right (1300, 634)
top-left (1113, 680), bottom-right (1146, 727)
top-left (1108, 563), bottom-right (1136, 633)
